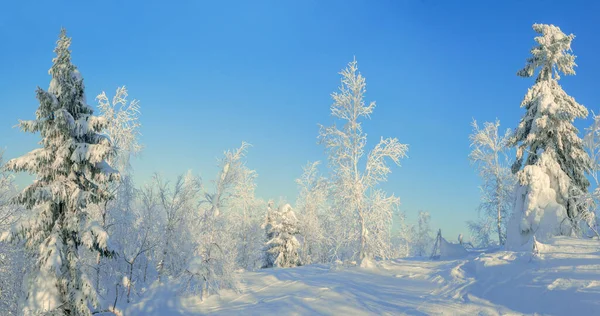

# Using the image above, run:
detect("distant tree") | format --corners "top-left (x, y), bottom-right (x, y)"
top-left (414, 211), bottom-right (433, 257)
top-left (391, 211), bottom-right (414, 258)
top-left (507, 24), bottom-right (591, 244)
top-left (319, 59), bottom-right (408, 263)
top-left (468, 119), bottom-right (516, 245)
top-left (1, 29), bottom-right (119, 315)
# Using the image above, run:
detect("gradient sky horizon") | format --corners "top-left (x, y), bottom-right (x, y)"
top-left (1, 0), bottom-right (599, 241)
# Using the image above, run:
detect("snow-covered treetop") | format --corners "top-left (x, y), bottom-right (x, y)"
top-left (97, 86), bottom-right (142, 174)
top-left (517, 24), bottom-right (576, 82)
top-left (4, 27), bottom-right (119, 212)
top-left (469, 119), bottom-right (512, 177)
top-left (319, 59), bottom-right (408, 188)
top-left (509, 24), bottom-right (590, 194)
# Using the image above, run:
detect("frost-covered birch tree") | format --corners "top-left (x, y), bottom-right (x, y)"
top-left (0, 150), bottom-right (26, 315)
top-left (468, 119), bottom-right (516, 246)
top-left (295, 161), bottom-right (327, 264)
top-left (579, 112), bottom-right (600, 237)
top-left (92, 85), bottom-right (142, 304)
top-left (319, 59), bottom-right (408, 263)
top-left (155, 171), bottom-right (201, 280)
top-left (0, 29), bottom-right (119, 315)
top-left (507, 24), bottom-right (591, 246)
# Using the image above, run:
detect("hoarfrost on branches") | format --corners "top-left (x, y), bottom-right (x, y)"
top-left (468, 119), bottom-right (516, 246)
top-left (318, 59), bottom-right (408, 262)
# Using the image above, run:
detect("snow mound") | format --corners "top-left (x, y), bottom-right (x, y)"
top-left (507, 154), bottom-right (571, 249)
top-left (440, 237), bottom-right (470, 259)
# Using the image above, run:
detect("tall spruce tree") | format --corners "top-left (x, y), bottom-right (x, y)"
top-left (508, 24), bottom-right (590, 241)
top-left (1, 29), bottom-right (119, 315)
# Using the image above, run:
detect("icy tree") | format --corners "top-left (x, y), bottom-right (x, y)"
top-left (96, 86), bottom-right (142, 175)
top-left (0, 29), bottom-right (119, 315)
top-left (0, 150), bottom-right (26, 315)
top-left (507, 24), bottom-right (591, 246)
top-left (414, 211), bottom-right (433, 257)
top-left (186, 143), bottom-right (264, 299)
top-left (468, 119), bottom-right (516, 245)
top-left (92, 85), bottom-right (142, 303)
top-left (391, 211), bottom-right (414, 258)
top-left (467, 218), bottom-right (494, 248)
top-left (319, 59), bottom-right (408, 263)
top-left (295, 161), bottom-right (327, 264)
top-left (578, 112), bottom-right (600, 237)
top-left (266, 203), bottom-right (301, 268)
top-left (155, 171), bottom-right (201, 280)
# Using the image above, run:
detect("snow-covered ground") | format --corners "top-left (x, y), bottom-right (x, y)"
top-left (128, 237), bottom-right (600, 316)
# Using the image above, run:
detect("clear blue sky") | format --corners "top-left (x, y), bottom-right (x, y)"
top-left (1, 0), bottom-right (599, 240)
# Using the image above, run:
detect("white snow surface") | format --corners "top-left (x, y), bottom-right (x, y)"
top-left (128, 237), bottom-right (600, 315)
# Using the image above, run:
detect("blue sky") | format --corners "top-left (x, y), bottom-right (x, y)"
top-left (1, 0), bottom-right (599, 240)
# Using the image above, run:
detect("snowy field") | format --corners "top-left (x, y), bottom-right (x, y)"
top-left (127, 237), bottom-right (600, 316)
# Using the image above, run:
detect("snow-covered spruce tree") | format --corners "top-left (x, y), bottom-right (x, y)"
top-left (468, 119), bottom-right (516, 246)
top-left (507, 24), bottom-right (591, 246)
top-left (414, 211), bottom-right (433, 257)
top-left (0, 29), bottom-right (119, 315)
top-left (295, 161), bottom-right (327, 264)
top-left (266, 203), bottom-right (301, 268)
top-left (319, 59), bottom-right (408, 263)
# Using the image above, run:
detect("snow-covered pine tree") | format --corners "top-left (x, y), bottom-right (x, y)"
top-left (507, 24), bottom-right (591, 245)
top-left (319, 59), bottom-right (408, 263)
top-left (266, 203), bottom-right (301, 268)
top-left (1, 29), bottom-right (119, 315)
top-left (468, 119), bottom-right (516, 246)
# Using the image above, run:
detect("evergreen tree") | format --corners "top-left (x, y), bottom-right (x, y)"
top-left (1, 29), bottom-right (119, 315)
top-left (508, 24), bottom-right (591, 241)
top-left (266, 203), bottom-right (301, 268)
